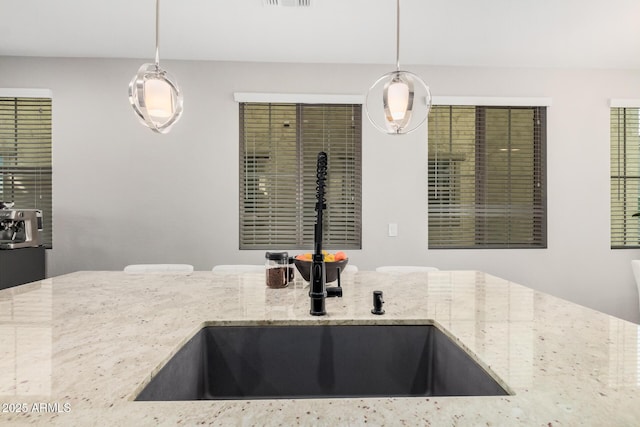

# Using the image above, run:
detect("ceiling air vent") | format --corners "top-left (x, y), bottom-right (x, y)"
top-left (263, 0), bottom-right (311, 7)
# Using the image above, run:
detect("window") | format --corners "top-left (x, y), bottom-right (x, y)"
top-left (428, 105), bottom-right (546, 249)
top-left (239, 103), bottom-right (361, 249)
top-left (0, 96), bottom-right (52, 248)
top-left (611, 106), bottom-right (640, 248)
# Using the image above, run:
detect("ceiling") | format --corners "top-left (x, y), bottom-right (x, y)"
top-left (2, 0), bottom-right (640, 69)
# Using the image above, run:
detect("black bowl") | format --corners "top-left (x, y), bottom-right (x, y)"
top-left (294, 258), bottom-right (349, 283)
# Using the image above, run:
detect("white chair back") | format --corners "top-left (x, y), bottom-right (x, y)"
top-left (375, 266), bottom-right (439, 273)
top-left (212, 265), bottom-right (264, 273)
top-left (631, 260), bottom-right (640, 315)
top-left (124, 264), bottom-right (194, 274)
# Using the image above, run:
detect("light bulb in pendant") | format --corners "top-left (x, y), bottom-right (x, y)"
top-left (144, 77), bottom-right (174, 122)
top-left (383, 72), bottom-right (415, 133)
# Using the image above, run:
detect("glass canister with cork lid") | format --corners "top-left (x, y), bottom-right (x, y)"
top-left (265, 251), bottom-right (289, 288)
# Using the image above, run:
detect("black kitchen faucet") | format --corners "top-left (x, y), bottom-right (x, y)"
top-left (309, 152), bottom-right (342, 316)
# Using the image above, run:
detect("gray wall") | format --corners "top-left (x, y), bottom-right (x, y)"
top-left (1, 56), bottom-right (640, 323)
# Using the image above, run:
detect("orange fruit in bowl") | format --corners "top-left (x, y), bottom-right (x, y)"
top-left (334, 251), bottom-right (347, 261)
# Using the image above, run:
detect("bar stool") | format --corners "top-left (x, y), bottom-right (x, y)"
top-left (124, 264), bottom-right (194, 274)
top-left (630, 260), bottom-right (640, 315)
top-left (212, 265), bottom-right (264, 273)
top-left (375, 266), bottom-right (439, 273)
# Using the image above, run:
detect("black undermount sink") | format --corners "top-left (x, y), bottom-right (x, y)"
top-left (135, 324), bottom-right (508, 401)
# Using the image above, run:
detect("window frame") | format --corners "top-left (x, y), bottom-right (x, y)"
top-left (427, 98), bottom-right (549, 249)
top-left (0, 90), bottom-right (53, 249)
top-left (238, 100), bottom-right (362, 250)
top-left (610, 99), bottom-right (640, 249)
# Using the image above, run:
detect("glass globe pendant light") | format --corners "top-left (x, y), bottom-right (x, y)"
top-left (129, 0), bottom-right (183, 134)
top-left (365, 0), bottom-right (431, 135)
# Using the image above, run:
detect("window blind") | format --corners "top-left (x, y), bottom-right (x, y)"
top-left (0, 97), bottom-right (52, 248)
top-left (611, 107), bottom-right (640, 248)
top-left (428, 105), bottom-right (546, 249)
top-left (239, 103), bottom-right (362, 249)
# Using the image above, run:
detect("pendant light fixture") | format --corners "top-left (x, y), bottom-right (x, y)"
top-left (365, 0), bottom-right (432, 135)
top-left (129, 0), bottom-right (183, 134)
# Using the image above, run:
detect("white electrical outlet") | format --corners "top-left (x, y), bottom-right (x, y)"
top-left (388, 223), bottom-right (398, 237)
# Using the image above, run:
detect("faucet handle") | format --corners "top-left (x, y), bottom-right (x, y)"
top-left (326, 267), bottom-right (343, 298)
top-left (326, 286), bottom-right (343, 298)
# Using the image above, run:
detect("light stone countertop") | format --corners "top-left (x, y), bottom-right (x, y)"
top-left (0, 270), bottom-right (639, 426)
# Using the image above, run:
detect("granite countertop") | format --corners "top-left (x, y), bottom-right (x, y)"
top-left (0, 270), bottom-right (639, 426)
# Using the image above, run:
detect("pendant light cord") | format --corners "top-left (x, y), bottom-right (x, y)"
top-left (395, 0), bottom-right (400, 71)
top-left (154, 0), bottom-right (160, 68)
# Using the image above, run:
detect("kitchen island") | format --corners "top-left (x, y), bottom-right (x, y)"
top-left (0, 270), bottom-right (638, 425)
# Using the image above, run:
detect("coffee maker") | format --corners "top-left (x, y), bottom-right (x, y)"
top-left (0, 207), bottom-right (44, 249)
